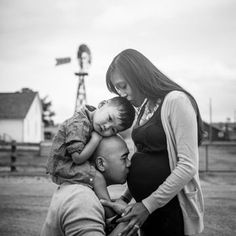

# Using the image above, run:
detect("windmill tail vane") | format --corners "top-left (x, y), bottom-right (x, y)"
top-left (55, 57), bottom-right (71, 66)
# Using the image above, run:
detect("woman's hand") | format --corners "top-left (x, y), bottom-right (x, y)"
top-left (116, 202), bottom-right (150, 236)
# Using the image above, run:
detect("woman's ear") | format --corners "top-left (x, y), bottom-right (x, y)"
top-left (95, 156), bottom-right (106, 172)
top-left (98, 100), bottom-right (107, 108)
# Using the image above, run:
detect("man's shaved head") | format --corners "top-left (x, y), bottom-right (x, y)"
top-left (91, 135), bottom-right (131, 185)
top-left (93, 135), bottom-right (124, 158)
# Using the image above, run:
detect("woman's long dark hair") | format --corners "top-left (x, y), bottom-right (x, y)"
top-left (106, 49), bottom-right (204, 145)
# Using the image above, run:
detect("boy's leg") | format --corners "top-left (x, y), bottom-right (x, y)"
top-left (93, 170), bottom-right (115, 218)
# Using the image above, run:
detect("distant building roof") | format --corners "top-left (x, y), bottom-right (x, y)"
top-left (0, 90), bottom-right (38, 119)
top-left (203, 121), bottom-right (236, 132)
top-left (203, 121), bottom-right (223, 131)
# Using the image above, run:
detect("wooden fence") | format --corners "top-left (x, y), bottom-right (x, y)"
top-left (0, 141), bottom-right (236, 174)
top-left (199, 141), bottom-right (236, 172)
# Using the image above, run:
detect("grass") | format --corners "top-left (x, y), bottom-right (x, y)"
top-left (199, 143), bottom-right (236, 171)
top-left (0, 142), bottom-right (236, 235)
top-left (0, 173), bottom-right (236, 236)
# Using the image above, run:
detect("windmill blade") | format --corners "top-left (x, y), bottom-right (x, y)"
top-left (55, 57), bottom-right (71, 65)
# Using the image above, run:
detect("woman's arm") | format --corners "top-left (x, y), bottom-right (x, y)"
top-left (142, 93), bottom-right (198, 213)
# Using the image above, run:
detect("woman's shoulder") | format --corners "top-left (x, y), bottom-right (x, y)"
top-left (164, 90), bottom-right (191, 105)
top-left (165, 90), bottom-right (188, 100)
top-left (162, 91), bottom-right (193, 114)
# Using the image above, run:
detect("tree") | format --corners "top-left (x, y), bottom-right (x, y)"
top-left (41, 96), bottom-right (56, 127)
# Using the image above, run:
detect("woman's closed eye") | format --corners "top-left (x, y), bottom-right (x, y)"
top-left (116, 83), bottom-right (127, 91)
top-left (120, 84), bottom-right (126, 90)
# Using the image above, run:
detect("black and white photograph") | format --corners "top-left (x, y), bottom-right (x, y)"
top-left (0, 0), bottom-right (236, 235)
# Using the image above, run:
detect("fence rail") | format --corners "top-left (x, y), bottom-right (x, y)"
top-left (0, 141), bottom-right (236, 174)
top-left (200, 141), bottom-right (236, 172)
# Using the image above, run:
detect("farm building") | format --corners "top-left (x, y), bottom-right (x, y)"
top-left (0, 89), bottom-right (43, 143)
top-left (44, 124), bottom-right (59, 140)
top-left (203, 121), bottom-right (236, 141)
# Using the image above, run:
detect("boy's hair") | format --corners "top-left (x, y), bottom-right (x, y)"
top-left (106, 96), bottom-right (135, 131)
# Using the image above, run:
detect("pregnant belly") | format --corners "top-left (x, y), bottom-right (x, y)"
top-left (127, 151), bottom-right (170, 202)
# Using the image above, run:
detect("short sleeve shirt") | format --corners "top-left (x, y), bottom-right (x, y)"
top-left (46, 105), bottom-right (96, 186)
top-left (40, 183), bottom-right (105, 236)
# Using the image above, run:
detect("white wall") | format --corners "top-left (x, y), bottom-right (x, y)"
top-left (23, 95), bottom-right (43, 143)
top-left (0, 119), bottom-right (23, 142)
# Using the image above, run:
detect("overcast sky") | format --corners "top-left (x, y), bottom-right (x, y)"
top-left (0, 0), bottom-right (236, 123)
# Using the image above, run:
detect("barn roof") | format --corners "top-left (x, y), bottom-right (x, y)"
top-left (0, 90), bottom-right (38, 119)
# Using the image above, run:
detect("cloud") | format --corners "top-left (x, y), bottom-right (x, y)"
top-left (93, 0), bottom-right (231, 31)
top-left (0, 0), bottom-right (236, 123)
top-left (93, 0), bottom-right (177, 30)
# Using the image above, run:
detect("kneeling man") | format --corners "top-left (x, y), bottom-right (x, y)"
top-left (40, 135), bottom-right (131, 236)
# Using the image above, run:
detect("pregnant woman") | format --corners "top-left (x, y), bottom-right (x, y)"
top-left (103, 48), bottom-right (204, 236)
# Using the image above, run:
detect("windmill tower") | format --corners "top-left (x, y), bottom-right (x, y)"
top-left (74, 44), bottom-right (92, 113)
top-left (55, 44), bottom-right (92, 113)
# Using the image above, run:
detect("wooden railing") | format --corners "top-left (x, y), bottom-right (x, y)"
top-left (200, 141), bottom-right (236, 172)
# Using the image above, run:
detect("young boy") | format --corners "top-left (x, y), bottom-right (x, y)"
top-left (46, 96), bottom-right (135, 218)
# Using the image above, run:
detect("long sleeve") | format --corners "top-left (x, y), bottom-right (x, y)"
top-left (142, 92), bottom-right (199, 213)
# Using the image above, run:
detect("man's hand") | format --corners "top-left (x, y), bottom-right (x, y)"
top-left (100, 198), bottom-right (127, 216)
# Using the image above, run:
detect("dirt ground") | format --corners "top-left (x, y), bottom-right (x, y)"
top-left (0, 173), bottom-right (236, 236)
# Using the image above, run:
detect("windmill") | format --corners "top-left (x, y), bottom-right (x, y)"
top-left (55, 44), bottom-right (92, 113)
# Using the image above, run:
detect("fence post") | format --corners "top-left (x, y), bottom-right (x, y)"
top-left (10, 140), bottom-right (17, 172)
top-left (205, 144), bottom-right (209, 172)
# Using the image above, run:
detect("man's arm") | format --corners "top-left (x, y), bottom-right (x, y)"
top-left (108, 222), bottom-right (132, 236)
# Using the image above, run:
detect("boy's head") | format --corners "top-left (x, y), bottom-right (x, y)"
top-left (92, 96), bottom-right (135, 137)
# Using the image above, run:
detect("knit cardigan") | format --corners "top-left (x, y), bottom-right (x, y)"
top-left (141, 91), bottom-right (204, 235)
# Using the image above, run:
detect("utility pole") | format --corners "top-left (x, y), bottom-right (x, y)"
top-left (234, 109), bottom-right (236, 131)
top-left (209, 98), bottom-right (212, 142)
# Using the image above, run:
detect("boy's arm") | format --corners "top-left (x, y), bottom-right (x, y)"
top-left (72, 132), bottom-right (102, 164)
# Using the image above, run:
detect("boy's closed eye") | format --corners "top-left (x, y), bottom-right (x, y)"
top-left (112, 128), bottom-right (117, 134)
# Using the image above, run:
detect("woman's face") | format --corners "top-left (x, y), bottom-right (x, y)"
top-left (110, 72), bottom-right (145, 107)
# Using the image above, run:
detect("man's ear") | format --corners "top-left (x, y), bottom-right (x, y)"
top-left (98, 100), bottom-right (107, 108)
top-left (95, 156), bottom-right (106, 172)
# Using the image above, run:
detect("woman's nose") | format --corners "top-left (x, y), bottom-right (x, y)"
top-left (120, 92), bottom-right (127, 98)
top-left (117, 89), bottom-right (127, 98)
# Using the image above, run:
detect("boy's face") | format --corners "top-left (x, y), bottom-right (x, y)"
top-left (93, 103), bottom-right (123, 137)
